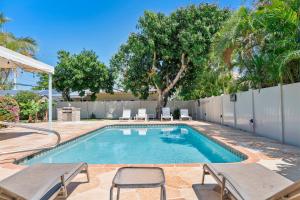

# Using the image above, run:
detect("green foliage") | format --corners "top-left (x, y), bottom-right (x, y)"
top-left (0, 96), bottom-right (19, 122)
top-left (19, 100), bottom-right (40, 122)
top-left (33, 73), bottom-right (49, 90)
top-left (90, 112), bottom-right (96, 119)
top-left (211, 0), bottom-right (300, 89)
top-left (173, 108), bottom-right (180, 120)
top-left (0, 12), bottom-right (37, 89)
top-left (53, 50), bottom-right (113, 101)
top-left (111, 4), bottom-right (230, 106)
top-left (14, 91), bottom-right (40, 120)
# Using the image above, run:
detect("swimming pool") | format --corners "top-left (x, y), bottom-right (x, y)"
top-left (19, 125), bottom-right (245, 165)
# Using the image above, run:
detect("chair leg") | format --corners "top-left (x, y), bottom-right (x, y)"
top-left (85, 165), bottom-right (90, 183)
top-left (116, 188), bottom-right (120, 200)
top-left (110, 186), bottom-right (114, 200)
top-left (161, 185), bottom-right (166, 200)
top-left (201, 169), bottom-right (206, 184)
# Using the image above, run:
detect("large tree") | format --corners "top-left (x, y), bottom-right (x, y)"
top-left (53, 50), bottom-right (113, 101)
top-left (111, 4), bottom-right (230, 116)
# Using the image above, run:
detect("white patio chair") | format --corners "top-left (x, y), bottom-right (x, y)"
top-left (161, 107), bottom-right (173, 121)
top-left (135, 108), bottom-right (148, 121)
top-left (119, 109), bottom-right (131, 120)
top-left (180, 109), bottom-right (192, 120)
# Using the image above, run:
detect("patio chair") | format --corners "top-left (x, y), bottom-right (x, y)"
top-left (161, 107), bottom-right (173, 121)
top-left (200, 163), bottom-right (300, 200)
top-left (0, 162), bottom-right (89, 200)
top-left (119, 109), bottom-right (131, 120)
top-left (180, 109), bottom-right (192, 120)
top-left (135, 108), bottom-right (148, 121)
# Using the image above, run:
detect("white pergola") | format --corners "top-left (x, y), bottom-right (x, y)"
top-left (0, 45), bottom-right (55, 123)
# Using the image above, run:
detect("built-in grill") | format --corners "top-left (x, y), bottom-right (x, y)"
top-left (57, 107), bottom-right (80, 121)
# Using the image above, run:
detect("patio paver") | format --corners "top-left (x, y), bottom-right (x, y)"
top-left (1, 120), bottom-right (300, 199)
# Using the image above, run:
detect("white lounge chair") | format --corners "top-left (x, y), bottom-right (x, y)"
top-left (199, 163), bottom-right (300, 200)
top-left (0, 163), bottom-right (89, 200)
top-left (161, 107), bottom-right (173, 121)
top-left (119, 109), bottom-right (131, 120)
top-left (135, 108), bottom-right (148, 121)
top-left (180, 109), bottom-right (192, 120)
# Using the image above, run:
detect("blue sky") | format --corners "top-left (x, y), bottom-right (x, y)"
top-left (0, 0), bottom-right (251, 88)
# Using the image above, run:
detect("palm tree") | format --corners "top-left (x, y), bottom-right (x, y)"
top-left (0, 12), bottom-right (38, 89)
top-left (211, 0), bottom-right (300, 89)
top-left (0, 12), bottom-right (10, 32)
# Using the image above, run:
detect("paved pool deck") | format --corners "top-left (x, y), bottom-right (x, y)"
top-left (1, 120), bottom-right (300, 200)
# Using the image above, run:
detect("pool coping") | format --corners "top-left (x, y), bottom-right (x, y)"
top-left (14, 123), bottom-right (249, 166)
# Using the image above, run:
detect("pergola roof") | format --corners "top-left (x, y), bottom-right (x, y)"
top-left (0, 45), bottom-right (54, 74)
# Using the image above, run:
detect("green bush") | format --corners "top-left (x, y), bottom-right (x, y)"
top-left (90, 112), bottom-right (96, 119)
top-left (173, 108), bottom-right (180, 120)
top-left (0, 96), bottom-right (20, 122)
top-left (14, 91), bottom-right (40, 120)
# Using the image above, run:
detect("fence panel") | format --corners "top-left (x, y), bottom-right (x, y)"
top-left (104, 101), bottom-right (123, 119)
top-left (235, 91), bottom-right (253, 132)
top-left (253, 86), bottom-right (282, 141)
top-left (283, 82), bottom-right (300, 146)
top-left (140, 101), bottom-right (157, 116)
top-left (222, 94), bottom-right (235, 127)
top-left (199, 99), bottom-right (208, 120)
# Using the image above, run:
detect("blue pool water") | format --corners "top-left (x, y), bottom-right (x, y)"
top-left (20, 125), bottom-right (244, 165)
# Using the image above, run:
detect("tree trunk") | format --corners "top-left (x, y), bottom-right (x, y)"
top-left (62, 89), bottom-right (71, 101)
top-left (154, 53), bottom-right (188, 119)
top-left (156, 92), bottom-right (163, 119)
top-left (156, 91), bottom-right (169, 119)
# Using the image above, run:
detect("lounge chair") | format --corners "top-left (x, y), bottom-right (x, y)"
top-left (200, 163), bottom-right (300, 200)
top-left (161, 107), bottom-right (173, 121)
top-left (119, 109), bottom-right (131, 120)
top-left (180, 109), bottom-right (192, 120)
top-left (135, 108), bottom-right (148, 121)
top-left (0, 162), bottom-right (89, 200)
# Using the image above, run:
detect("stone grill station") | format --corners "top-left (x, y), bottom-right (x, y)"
top-left (57, 107), bottom-right (81, 121)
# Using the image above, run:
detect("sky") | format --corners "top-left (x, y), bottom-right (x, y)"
top-left (0, 0), bottom-right (251, 89)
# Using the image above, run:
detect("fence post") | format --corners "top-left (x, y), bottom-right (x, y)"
top-left (279, 84), bottom-right (285, 144)
top-left (221, 95), bottom-right (224, 124)
top-left (233, 97), bottom-right (237, 128)
top-left (251, 89), bottom-right (256, 134)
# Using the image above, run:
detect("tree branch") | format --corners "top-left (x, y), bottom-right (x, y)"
top-left (162, 53), bottom-right (188, 95)
top-left (150, 51), bottom-right (161, 93)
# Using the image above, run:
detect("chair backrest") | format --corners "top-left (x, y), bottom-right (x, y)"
top-left (138, 109), bottom-right (146, 117)
top-left (162, 107), bottom-right (171, 116)
top-left (123, 109), bottom-right (131, 118)
top-left (180, 109), bottom-right (189, 116)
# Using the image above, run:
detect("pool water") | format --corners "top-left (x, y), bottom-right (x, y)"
top-left (20, 125), bottom-right (244, 165)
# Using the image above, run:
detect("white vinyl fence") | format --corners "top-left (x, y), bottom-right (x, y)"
top-left (197, 82), bottom-right (300, 147)
top-left (53, 82), bottom-right (300, 147)
top-left (53, 100), bottom-right (197, 120)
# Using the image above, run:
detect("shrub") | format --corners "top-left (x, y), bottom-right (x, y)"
top-left (90, 112), bottom-right (96, 119)
top-left (0, 96), bottom-right (20, 122)
top-left (173, 108), bottom-right (180, 120)
top-left (14, 91), bottom-right (40, 120)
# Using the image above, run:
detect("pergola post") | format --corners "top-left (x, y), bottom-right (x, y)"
top-left (13, 68), bottom-right (17, 90)
top-left (48, 73), bottom-right (52, 123)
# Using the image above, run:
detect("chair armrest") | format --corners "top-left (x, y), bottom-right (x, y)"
top-left (218, 172), bottom-right (245, 200)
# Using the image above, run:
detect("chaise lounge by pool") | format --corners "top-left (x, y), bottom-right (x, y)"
top-left (19, 124), bottom-right (246, 165)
